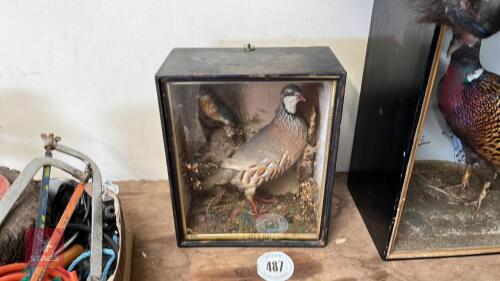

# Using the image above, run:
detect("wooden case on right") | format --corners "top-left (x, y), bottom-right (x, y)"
top-left (348, 0), bottom-right (500, 259)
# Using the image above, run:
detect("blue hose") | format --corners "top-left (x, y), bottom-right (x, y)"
top-left (67, 248), bottom-right (116, 281)
top-left (112, 234), bottom-right (119, 246)
top-left (102, 248), bottom-right (116, 280)
top-left (68, 251), bottom-right (91, 272)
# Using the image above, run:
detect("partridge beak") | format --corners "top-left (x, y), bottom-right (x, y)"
top-left (298, 94), bottom-right (306, 102)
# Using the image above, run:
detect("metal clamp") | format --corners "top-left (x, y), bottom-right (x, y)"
top-left (40, 133), bottom-right (61, 151)
top-left (0, 134), bottom-right (104, 281)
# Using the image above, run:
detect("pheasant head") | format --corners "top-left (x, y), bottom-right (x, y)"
top-left (412, 0), bottom-right (500, 55)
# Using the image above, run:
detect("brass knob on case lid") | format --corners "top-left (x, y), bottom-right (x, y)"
top-left (243, 43), bottom-right (255, 52)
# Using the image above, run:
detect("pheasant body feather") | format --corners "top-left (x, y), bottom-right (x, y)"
top-left (438, 42), bottom-right (500, 169)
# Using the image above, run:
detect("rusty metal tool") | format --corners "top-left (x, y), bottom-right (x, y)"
top-left (29, 182), bottom-right (86, 281)
top-left (0, 134), bottom-right (104, 281)
top-left (27, 133), bottom-right (59, 278)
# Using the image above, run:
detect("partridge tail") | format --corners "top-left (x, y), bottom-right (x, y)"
top-left (203, 169), bottom-right (236, 189)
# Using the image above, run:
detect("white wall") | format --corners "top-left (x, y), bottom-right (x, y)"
top-left (0, 0), bottom-right (374, 180)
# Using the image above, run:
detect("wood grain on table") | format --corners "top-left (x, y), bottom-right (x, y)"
top-left (117, 174), bottom-right (500, 281)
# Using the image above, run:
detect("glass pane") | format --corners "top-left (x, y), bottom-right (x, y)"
top-left (394, 31), bottom-right (500, 252)
top-left (164, 80), bottom-right (336, 239)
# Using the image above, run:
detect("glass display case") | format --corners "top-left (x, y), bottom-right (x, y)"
top-left (156, 47), bottom-right (346, 247)
top-left (349, 0), bottom-right (500, 259)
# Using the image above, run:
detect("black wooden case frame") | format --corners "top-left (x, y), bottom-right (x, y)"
top-left (156, 47), bottom-right (346, 247)
top-left (349, 0), bottom-right (500, 259)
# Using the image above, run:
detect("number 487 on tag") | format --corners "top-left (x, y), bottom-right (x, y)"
top-left (266, 260), bottom-right (284, 273)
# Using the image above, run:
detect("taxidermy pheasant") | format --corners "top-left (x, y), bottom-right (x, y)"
top-left (198, 86), bottom-right (237, 141)
top-left (438, 40), bottom-right (499, 208)
top-left (413, 0), bottom-right (500, 55)
top-left (203, 84), bottom-right (308, 216)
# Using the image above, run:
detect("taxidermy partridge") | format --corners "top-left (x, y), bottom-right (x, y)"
top-left (438, 40), bottom-right (499, 208)
top-left (198, 86), bottom-right (237, 141)
top-left (203, 84), bottom-right (308, 216)
top-left (413, 0), bottom-right (500, 55)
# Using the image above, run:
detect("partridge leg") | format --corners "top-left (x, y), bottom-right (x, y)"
top-left (476, 172), bottom-right (497, 210)
top-left (244, 187), bottom-right (259, 217)
top-left (230, 202), bottom-right (244, 221)
top-left (246, 197), bottom-right (260, 217)
top-left (459, 164), bottom-right (473, 192)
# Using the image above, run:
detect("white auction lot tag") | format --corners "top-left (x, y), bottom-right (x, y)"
top-left (257, 251), bottom-right (294, 281)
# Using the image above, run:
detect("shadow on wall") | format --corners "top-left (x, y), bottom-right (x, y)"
top-left (214, 38), bottom-right (367, 172)
top-left (0, 38), bottom-right (367, 179)
top-left (0, 88), bottom-right (166, 180)
top-left (0, 88), bottom-right (79, 176)
top-left (101, 103), bottom-right (166, 180)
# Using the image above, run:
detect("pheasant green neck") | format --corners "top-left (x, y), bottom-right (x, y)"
top-left (448, 39), bottom-right (483, 83)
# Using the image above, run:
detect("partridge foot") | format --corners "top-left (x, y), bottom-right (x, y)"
top-left (231, 199), bottom-right (261, 221)
top-left (246, 197), bottom-right (260, 218)
top-left (255, 194), bottom-right (277, 204)
top-left (230, 202), bottom-right (243, 221)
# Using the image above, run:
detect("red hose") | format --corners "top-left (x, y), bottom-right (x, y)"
top-left (0, 272), bottom-right (50, 281)
top-left (51, 268), bottom-right (71, 281)
top-left (0, 263), bottom-right (24, 275)
top-left (0, 263), bottom-right (74, 281)
top-left (69, 271), bottom-right (78, 281)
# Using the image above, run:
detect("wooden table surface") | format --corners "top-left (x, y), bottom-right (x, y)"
top-left (117, 174), bottom-right (500, 281)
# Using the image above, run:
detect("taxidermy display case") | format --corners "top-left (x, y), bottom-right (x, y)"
top-left (349, 0), bottom-right (499, 259)
top-left (156, 46), bottom-right (345, 247)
